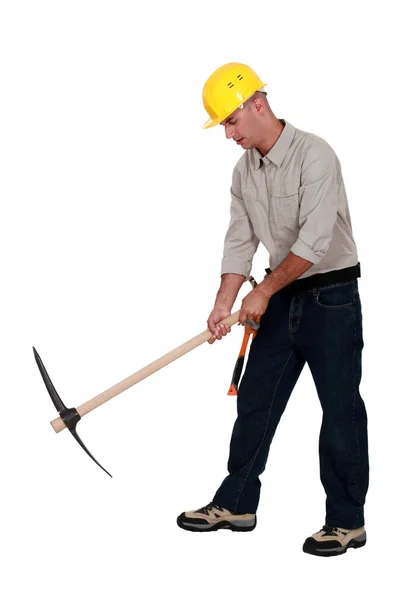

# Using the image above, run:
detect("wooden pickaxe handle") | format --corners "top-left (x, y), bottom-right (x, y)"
top-left (50, 309), bottom-right (242, 433)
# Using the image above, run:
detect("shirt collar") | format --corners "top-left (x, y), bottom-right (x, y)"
top-left (251, 119), bottom-right (296, 169)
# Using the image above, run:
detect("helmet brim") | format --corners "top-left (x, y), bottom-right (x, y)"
top-left (202, 117), bottom-right (219, 129)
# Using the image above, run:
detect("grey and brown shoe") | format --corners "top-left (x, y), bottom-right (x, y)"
top-left (177, 502), bottom-right (257, 532)
top-left (303, 524), bottom-right (367, 557)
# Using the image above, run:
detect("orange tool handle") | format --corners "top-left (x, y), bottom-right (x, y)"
top-left (227, 276), bottom-right (259, 396)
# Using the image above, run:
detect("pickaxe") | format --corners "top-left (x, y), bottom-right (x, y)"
top-left (34, 277), bottom-right (260, 477)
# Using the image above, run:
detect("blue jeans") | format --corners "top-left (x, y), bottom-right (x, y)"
top-left (213, 279), bottom-right (369, 529)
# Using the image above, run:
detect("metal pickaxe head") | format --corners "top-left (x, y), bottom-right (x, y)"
top-left (33, 347), bottom-right (112, 477)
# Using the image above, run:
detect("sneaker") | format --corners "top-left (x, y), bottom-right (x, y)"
top-left (303, 524), bottom-right (367, 557)
top-left (177, 502), bottom-right (257, 532)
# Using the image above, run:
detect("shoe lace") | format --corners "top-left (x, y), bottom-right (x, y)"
top-left (196, 502), bottom-right (224, 516)
top-left (321, 525), bottom-right (343, 535)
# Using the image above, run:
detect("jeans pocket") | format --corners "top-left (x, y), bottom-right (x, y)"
top-left (315, 281), bottom-right (356, 309)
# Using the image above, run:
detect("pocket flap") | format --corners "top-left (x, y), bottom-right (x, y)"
top-left (271, 181), bottom-right (299, 197)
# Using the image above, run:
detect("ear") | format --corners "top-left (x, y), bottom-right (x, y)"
top-left (253, 96), bottom-right (265, 115)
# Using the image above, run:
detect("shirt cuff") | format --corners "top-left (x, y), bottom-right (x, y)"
top-left (290, 238), bottom-right (325, 264)
top-left (221, 257), bottom-right (252, 279)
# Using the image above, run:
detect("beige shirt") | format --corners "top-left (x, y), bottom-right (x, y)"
top-left (221, 119), bottom-right (358, 280)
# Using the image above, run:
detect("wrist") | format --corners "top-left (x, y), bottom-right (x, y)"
top-left (257, 279), bottom-right (273, 300)
top-left (215, 299), bottom-right (233, 312)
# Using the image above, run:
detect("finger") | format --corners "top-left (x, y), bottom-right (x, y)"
top-left (208, 322), bottom-right (217, 336)
top-left (239, 309), bottom-right (248, 325)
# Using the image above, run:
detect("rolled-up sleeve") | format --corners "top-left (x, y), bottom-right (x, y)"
top-left (221, 167), bottom-right (259, 278)
top-left (290, 143), bottom-right (340, 264)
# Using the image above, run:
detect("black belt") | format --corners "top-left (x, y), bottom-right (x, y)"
top-left (265, 262), bottom-right (361, 294)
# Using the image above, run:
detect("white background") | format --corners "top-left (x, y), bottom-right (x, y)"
top-left (1, 0), bottom-right (398, 597)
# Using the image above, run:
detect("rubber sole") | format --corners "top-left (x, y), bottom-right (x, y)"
top-left (302, 537), bottom-right (366, 557)
top-left (177, 513), bottom-right (257, 532)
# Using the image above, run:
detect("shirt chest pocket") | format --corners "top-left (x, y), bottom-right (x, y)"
top-left (270, 181), bottom-right (300, 228)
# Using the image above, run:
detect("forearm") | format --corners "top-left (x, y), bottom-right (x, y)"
top-left (258, 252), bottom-right (313, 298)
top-left (215, 273), bottom-right (246, 310)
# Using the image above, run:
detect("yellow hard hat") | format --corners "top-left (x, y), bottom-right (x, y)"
top-left (202, 62), bottom-right (267, 129)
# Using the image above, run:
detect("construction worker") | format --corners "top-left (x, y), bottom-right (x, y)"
top-left (177, 63), bottom-right (369, 557)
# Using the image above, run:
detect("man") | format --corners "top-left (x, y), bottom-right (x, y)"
top-left (177, 62), bottom-right (369, 557)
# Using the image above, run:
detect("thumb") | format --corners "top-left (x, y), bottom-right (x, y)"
top-left (239, 307), bottom-right (248, 325)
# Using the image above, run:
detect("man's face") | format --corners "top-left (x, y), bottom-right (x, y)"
top-left (220, 101), bottom-right (258, 149)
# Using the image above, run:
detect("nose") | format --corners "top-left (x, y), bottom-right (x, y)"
top-left (225, 124), bottom-right (235, 140)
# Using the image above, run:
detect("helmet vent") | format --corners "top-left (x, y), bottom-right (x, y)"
top-left (237, 74), bottom-right (243, 80)
top-left (227, 81), bottom-right (234, 88)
